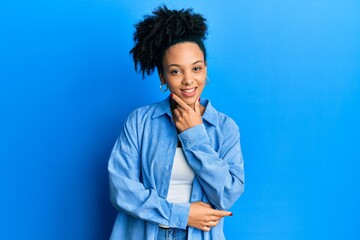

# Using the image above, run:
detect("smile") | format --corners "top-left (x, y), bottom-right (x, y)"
top-left (181, 87), bottom-right (196, 93)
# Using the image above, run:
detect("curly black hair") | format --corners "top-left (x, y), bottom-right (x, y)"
top-left (130, 5), bottom-right (208, 79)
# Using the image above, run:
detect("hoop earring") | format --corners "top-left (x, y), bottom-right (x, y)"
top-left (206, 76), bottom-right (210, 85)
top-left (159, 83), bottom-right (168, 92)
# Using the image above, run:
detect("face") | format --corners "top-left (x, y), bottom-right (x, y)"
top-left (160, 42), bottom-right (207, 109)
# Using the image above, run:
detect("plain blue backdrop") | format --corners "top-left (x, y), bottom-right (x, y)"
top-left (1, 0), bottom-right (359, 239)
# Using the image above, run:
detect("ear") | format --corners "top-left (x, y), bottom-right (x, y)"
top-left (158, 70), bottom-right (166, 84)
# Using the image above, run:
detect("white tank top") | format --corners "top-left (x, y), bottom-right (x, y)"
top-left (166, 147), bottom-right (195, 203)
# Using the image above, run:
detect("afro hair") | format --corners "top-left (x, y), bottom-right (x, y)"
top-left (130, 5), bottom-right (208, 78)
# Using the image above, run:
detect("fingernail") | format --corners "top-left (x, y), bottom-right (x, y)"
top-left (198, 97), bottom-right (200, 102)
top-left (229, 213), bottom-right (233, 216)
top-left (170, 93), bottom-right (173, 98)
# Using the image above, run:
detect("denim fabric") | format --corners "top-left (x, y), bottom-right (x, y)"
top-left (157, 227), bottom-right (187, 240)
top-left (108, 97), bottom-right (244, 240)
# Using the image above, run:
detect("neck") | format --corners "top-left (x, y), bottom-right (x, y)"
top-left (170, 98), bottom-right (205, 115)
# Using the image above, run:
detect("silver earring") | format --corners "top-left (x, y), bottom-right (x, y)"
top-left (159, 83), bottom-right (168, 92)
top-left (206, 76), bottom-right (210, 85)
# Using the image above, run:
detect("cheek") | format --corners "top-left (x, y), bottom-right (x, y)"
top-left (198, 77), bottom-right (206, 87)
top-left (166, 81), bottom-right (179, 92)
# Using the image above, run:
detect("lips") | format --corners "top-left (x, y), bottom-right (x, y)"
top-left (181, 87), bottom-right (196, 93)
top-left (180, 87), bottom-right (197, 97)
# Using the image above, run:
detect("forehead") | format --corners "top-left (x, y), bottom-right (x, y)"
top-left (163, 42), bottom-right (204, 65)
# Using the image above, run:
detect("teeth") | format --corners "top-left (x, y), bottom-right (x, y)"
top-left (182, 88), bottom-right (195, 93)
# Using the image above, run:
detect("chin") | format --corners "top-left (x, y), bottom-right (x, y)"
top-left (184, 98), bottom-right (197, 106)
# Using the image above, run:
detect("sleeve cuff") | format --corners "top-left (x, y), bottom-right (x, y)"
top-left (178, 124), bottom-right (210, 149)
top-left (168, 202), bottom-right (190, 229)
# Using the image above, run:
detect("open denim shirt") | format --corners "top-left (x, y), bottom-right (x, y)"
top-left (108, 97), bottom-right (244, 239)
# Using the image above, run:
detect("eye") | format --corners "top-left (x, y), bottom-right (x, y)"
top-left (170, 69), bottom-right (182, 75)
top-left (193, 66), bottom-right (202, 72)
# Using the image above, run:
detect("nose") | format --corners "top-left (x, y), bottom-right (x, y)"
top-left (182, 71), bottom-right (194, 86)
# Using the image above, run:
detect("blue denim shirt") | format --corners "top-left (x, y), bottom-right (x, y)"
top-left (108, 97), bottom-right (244, 240)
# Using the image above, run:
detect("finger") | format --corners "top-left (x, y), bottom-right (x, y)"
top-left (202, 226), bottom-right (211, 232)
top-left (212, 210), bottom-right (233, 217)
top-left (174, 107), bottom-right (186, 120)
top-left (208, 214), bottom-right (223, 221)
top-left (170, 93), bottom-right (191, 110)
top-left (173, 108), bottom-right (180, 117)
top-left (206, 215), bottom-right (224, 224)
top-left (200, 202), bottom-right (212, 208)
top-left (207, 220), bottom-right (220, 227)
top-left (175, 105), bottom-right (186, 115)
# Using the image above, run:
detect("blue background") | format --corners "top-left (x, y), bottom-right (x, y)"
top-left (1, 0), bottom-right (359, 239)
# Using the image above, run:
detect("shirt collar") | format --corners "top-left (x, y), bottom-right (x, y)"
top-left (152, 96), bottom-right (218, 127)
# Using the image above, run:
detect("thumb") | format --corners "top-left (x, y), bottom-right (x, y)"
top-left (195, 97), bottom-right (201, 113)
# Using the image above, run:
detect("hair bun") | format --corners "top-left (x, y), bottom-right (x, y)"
top-left (154, 6), bottom-right (207, 43)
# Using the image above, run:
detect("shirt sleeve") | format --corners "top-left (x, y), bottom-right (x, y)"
top-left (108, 111), bottom-right (190, 229)
top-left (178, 119), bottom-right (245, 210)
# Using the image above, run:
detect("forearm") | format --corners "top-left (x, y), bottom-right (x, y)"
top-left (108, 125), bottom-right (190, 229)
top-left (109, 169), bottom-right (190, 229)
top-left (179, 124), bottom-right (245, 210)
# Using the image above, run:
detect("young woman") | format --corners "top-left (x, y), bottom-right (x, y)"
top-left (108, 5), bottom-right (245, 240)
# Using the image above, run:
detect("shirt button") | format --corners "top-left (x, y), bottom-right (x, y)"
top-left (176, 221), bottom-right (180, 226)
top-left (192, 194), bottom-right (197, 199)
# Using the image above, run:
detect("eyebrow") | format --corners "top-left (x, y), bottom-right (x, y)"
top-left (167, 60), bottom-right (204, 69)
